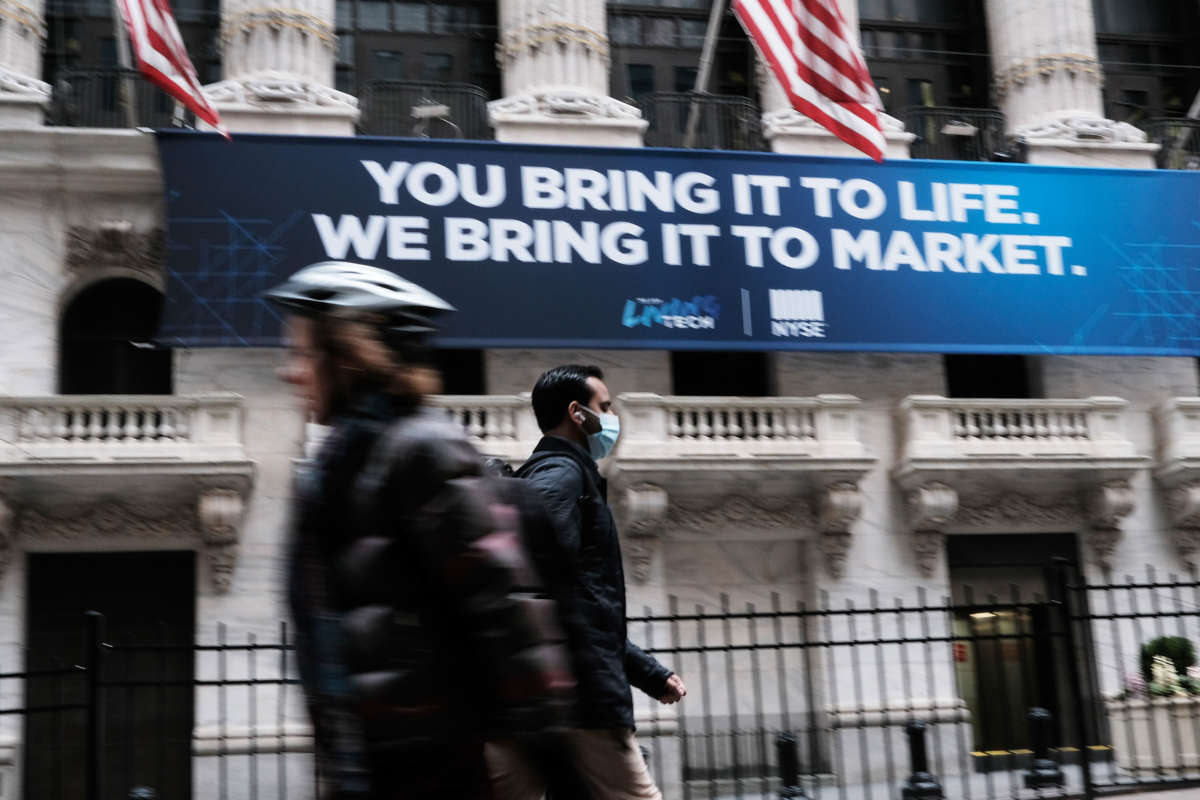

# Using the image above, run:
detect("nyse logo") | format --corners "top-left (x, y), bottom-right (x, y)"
top-left (770, 290), bottom-right (827, 338)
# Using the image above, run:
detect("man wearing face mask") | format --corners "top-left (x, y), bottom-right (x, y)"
top-left (486, 364), bottom-right (687, 800)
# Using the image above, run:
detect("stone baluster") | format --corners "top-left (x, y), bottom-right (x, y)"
top-left (0, 0), bottom-right (49, 126)
top-left (489, 0), bottom-right (645, 147)
top-left (204, 0), bottom-right (357, 134)
top-left (985, 0), bottom-right (1156, 167)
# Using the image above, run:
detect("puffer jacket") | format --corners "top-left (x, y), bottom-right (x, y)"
top-left (288, 396), bottom-right (574, 799)
top-left (518, 435), bottom-right (673, 730)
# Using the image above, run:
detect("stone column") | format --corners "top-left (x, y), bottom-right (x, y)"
top-left (0, 0), bottom-right (50, 126)
top-left (204, 0), bottom-right (357, 135)
top-left (760, 0), bottom-right (912, 157)
top-left (985, 0), bottom-right (1157, 167)
top-left (489, 0), bottom-right (645, 147)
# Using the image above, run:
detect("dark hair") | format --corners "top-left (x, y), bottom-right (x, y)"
top-left (532, 364), bottom-right (605, 432)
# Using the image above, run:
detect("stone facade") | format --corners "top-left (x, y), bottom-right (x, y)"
top-left (0, 1), bottom-right (1195, 797)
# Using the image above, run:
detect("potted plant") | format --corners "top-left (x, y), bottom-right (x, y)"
top-left (1107, 636), bottom-right (1200, 775)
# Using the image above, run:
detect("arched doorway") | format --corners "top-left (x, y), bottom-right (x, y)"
top-left (59, 278), bottom-right (172, 395)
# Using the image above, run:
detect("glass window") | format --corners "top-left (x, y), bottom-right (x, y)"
top-left (395, 2), bottom-right (429, 31)
top-left (371, 49), bottom-right (404, 80)
top-left (628, 64), bottom-right (655, 97)
top-left (610, 15), bottom-right (640, 45)
top-left (431, 4), bottom-right (471, 34)
top-left (907, 77), bottom-right (935, 106)
top-left (421, 52), bottom-right (453, 82)
top-left (645, 17), bottom-right (676, 46)
top-left (358, 0), bottom-right (389, 31)
top-left (336, 0), bottom-right (353, 27)
top-left (1094, 0), bottom-right (1179, 35)
top-left (674, 65), bottom-right (698, 92)
top-left (678, 18), bottom-right (707, 48)
top-left (337, 33), bottom-right (354, 65)
top-left (336, 67), bottom-right (356, 94)
top-left (858, 0), bottom-right (889, 20)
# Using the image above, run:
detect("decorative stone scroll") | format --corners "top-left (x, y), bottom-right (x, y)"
top-left (1167, 483), bottom-right (1200, 569)
top-left (621, 484), bottom-right (668, 584)
top-left (904, 483), bottom-right (958, 577)
top-left (817, 482), bottom-right (864, 580)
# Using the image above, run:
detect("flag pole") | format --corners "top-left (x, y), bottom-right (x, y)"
top-left (110, 0), bottom-right (139, 128)
top-left (683, 0), bottom-right (727, 149)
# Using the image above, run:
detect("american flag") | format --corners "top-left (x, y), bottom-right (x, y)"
top-left (116, 0), bottom-right (227, 137)
top-left (733, 0), bottom-right (885, 161)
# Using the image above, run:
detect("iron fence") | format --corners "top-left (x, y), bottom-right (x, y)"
top-left (639, 92), bottom-right (766, 151)
top-left (904, 106), bottom-right (1008, 162)
top-left (357, 80), bottom-right (492, 140)
top-left (12, 563), bottom-right (1200, 799)
top-left (1146, 118), bottom-right (1200, 170)
top-left (46, 67), bottom-right (192, 130)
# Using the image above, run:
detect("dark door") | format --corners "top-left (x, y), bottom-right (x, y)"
top-left (24, 551), bottom-right (196, 800)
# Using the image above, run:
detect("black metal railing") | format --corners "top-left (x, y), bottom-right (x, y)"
top-left (639, 92), bottom-right (766, 151)
top-left (904, 106), bottom-right (1008, 162)
top-left (47, 67), bottom-right (193, 129)
top-left (16, 614), bottom-right (309, 800)
top-left (358, 80), bottom-right (492, 140)
top-left (13, 564), bottom-right (1200, 800)
top-left (1147, 118), bottom-right (1200, 170)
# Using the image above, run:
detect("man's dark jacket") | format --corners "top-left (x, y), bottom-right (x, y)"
top-left (518, 434), bottom-right (672, 730)
top-left (288, 397), bottom-right (574, 798)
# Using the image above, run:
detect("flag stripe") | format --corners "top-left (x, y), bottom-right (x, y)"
top-left (117, 0), bottom-right (226, 135)
top-left (734, 0), bottom-right (885, 162)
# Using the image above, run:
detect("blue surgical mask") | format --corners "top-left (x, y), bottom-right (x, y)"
top-left (579, 407), bottom-right (620, 460)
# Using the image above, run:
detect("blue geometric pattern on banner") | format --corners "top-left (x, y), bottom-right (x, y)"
top-left (155, 130), bottom-right (1200, 355)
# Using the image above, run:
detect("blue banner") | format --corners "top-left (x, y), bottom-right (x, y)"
top-left (156, 130), bottom-right (1200, 355)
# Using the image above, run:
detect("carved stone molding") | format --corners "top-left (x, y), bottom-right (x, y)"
top-left (621, 483), bottom-right (667, 585)
top-left (993, 54), bottom-right (1102, 96)
top-left (20, 501), bottom-right (194, 540)
top-left (818, 532), bottom-right (852, 580)
top-left (0, 497), bottom-right (12, 588)
top-left (1166, 483), bottom-right (1200, 529)
top-left (488, 90), bottom-right (642, 122)
top-left (904, 483), bottom-right (957, 578)
top-left (66, 224), bottom-right (165, 277)
top-left (1, 492), bottom-right (248, 593)
top-left (497, 22), bottom-right (611, 64)
top-left (222, 8), bottom-right (336, 49)
top-left (913, 531), bottom-right (945, 578)
top-left (906, 483), bottom-right (958, 532)
top-left (667, 494), bottom-right (814, 532)
top-left (198, 489), bottom-right (246, 594)
top-left (1176, 528), bottom-right (1200, 571)
top-left (763, 107), bottom-right (907, 138)
top-left (818, 482), bottom-right (863, 536)
top-left (204, 75), bottom-right (358, 110)
top-left (1088, 480), bottom-right (1135, 530)
top-left (0, 65), bottom-right (51, 101)
top-left (1017, 116), bottom-right (1148, 144)
top-left (956, 492), bottom-right (1082, 528)
top-left (1086, 529), bottom-right (1122, 570)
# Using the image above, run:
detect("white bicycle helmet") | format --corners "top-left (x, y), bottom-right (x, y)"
top-left (264, 261), bottom-right (454, 335)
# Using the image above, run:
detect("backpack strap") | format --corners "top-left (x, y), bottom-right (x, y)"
top-left (517, 450), bottom-right (599, 503)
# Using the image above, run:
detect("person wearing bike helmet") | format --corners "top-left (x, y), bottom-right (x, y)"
top-left (266, 262), bottom-right (574, 799)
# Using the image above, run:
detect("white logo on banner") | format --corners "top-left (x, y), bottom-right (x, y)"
top-left (770, 290), bottom-right (827, 338)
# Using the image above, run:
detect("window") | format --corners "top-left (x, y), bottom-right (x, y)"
top-left (674, 66), bottom-right (698, 93)
top-left (371, 50), bottom-right (404, 80)
top-left (394, 1), bottom-right (428, 31)
top-left (859, 0), bottom-right (991, 110)
top-left (59, 278), bottom-right (173, 395)
top-left (421, 52), bottom-right (453, 82)
top-left (671, 351), bottom-right (772, 397)
top-left (609, 2), bottom-right (755, 106)
top-left (433, 349), bottom-right (485, 395)
top-left (1094, 0), bottom-right (1200, 122)
top-left (359, 0), bottom-right (389, 30)
top-left (944, 355), bottom-right (1039, 399)
top-left (628, 64), bottom-right (655, 97)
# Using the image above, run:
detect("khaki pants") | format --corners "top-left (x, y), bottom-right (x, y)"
top-left (486, 729), bottom-right (662, 800)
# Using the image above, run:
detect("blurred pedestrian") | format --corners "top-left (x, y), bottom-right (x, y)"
top-left (487, 365), bottom-right (687, 800)
top-left (268, 262), bottom-right (574, 800)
